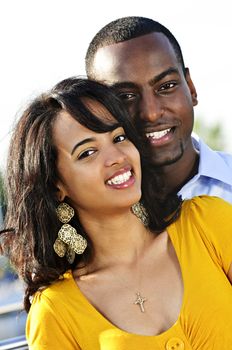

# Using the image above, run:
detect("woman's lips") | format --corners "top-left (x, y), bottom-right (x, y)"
top-left (106, 169), bottom-right (135, 189)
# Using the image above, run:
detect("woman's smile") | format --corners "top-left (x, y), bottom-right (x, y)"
top-left (106, 166), bottom-right (135, 189)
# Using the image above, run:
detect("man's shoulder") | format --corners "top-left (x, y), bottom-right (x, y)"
top-left (193, 135), bottom-right (232, 169)
top-left (209, 147), bottom-right (232, 168)
top-left (179, 135), bottom-right (232, 201)
top-left (216, 150), bottom-right (232, 164)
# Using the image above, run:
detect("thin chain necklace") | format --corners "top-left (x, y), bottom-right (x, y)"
top-left (116, 268), bottom-right (148, 313)
top-left (76, 263), bottom-right (148, 313)
top-left (79, 232), bottom-right (150, 313)
top-left (116, 233), bottom-right (150, 313)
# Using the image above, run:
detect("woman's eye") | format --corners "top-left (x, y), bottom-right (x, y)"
top-left (78, 149), bottom-right (95, 160)
top-left (114, 134), bottom-right (127, 143)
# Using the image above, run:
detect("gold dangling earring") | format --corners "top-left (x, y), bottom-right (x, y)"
top-left (53, 203), bottom-right (87, 264)
top-left (131, 202), bottom-right (149, 227)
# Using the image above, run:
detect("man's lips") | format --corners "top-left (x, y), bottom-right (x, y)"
top-left (145, 127), bottom-right (176, 145)
top-left (146, 127), bottom-right (172, 140)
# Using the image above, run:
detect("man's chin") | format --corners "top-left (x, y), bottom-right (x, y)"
top-left (151, 146), bottom-right (184, 167)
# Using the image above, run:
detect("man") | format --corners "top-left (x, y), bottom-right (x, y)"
top-left (85, 16), bottom-right (232, 202)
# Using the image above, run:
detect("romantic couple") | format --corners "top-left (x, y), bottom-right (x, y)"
top-left (1, 16), bottom-right (232, 350)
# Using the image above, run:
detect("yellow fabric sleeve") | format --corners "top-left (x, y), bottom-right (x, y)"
top-left (26, 291), bottom-right (81, 350)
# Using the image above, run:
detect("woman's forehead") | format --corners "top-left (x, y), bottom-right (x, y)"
top-left (52, 104), bottom-right (119, 153)
top-left (81, 97), bottom-right (116, 122)
top-left (52, 111), bottom-right (92, 157)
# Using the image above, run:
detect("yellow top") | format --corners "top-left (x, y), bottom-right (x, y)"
top-left (26, 196), bottom-right (232, 350)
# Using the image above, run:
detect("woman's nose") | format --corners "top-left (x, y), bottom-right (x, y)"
top-left (104, 145), bottom-right (127, 167)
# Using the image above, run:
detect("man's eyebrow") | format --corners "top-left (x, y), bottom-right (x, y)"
top-left (103, 68), bottom-right (179, 90)
top-left (109, 82), bottom-right (139, 90)
top-left (149, 67), bottom-right (179, 86)
top-left (71, 137), bottom-right (95, 155)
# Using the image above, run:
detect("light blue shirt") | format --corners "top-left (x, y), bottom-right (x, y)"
top-left (179, 136), bottom-right (232, 203)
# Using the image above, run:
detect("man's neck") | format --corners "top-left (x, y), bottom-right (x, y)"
top-left (162, 148), bottom-right (199, 195)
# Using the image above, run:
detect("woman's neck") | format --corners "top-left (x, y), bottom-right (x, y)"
top-left (77, 209), bottom-right (155, 270)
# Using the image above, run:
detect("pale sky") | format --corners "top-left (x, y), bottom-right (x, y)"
top-left (1, 0), bottom-right (232, 168)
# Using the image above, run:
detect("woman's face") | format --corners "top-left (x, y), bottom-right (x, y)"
top-left (53, 99), bottom-right (142, 218)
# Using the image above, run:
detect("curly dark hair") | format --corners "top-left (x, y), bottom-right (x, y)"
top-left (0, 77), bottom-right (181, 312)
top-left (85, 16), bottom-right (186, 79)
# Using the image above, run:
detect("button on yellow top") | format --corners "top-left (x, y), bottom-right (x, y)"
top-left (166, 337), bottom-right (185, 350)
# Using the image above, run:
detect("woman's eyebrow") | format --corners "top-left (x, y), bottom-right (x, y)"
top-left (71, 137), bottom-right (96, 155)
top-left (71, 123), bottom-right (122, 155)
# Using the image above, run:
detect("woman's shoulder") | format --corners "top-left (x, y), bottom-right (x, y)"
top-left (169, 194), bottom-right (232, 247)
top-left (178, 195), bottom-right (232, 235)
top-left (30, 270), bottom-right (74, 308)
top-left (181, 195), bottom-right (232, 217)
top-left (26, 270), bottom-right (82, 349)
top-left (169, 195), bottom-right (232, 273)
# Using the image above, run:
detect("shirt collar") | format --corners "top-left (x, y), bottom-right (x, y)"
top-left (192, 134), bottom-right (232, 186)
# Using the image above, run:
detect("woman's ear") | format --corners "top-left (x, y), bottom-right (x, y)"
top-left (55, 181), bottom-right (67, 202)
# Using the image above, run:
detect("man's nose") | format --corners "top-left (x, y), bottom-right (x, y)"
top-left (104, 145), bottom-right (127, 167)
top-left (140, 91), bottom-right (164, 123)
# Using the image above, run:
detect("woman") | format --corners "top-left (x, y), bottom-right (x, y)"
top-left (1, 78), bottom-right (232, 349)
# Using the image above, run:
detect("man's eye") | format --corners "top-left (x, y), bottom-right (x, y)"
top-left (159, 82), bottom-right (177, 92)
top-left (78, 149), bottom-right (95, 160)
top-left (117, 92), bottom-right (137, 101)
top-left (114, 134), bottom-right (127, 143)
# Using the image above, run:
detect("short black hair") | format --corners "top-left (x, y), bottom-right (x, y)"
top-left (85, 16), bottom-right (186, 78)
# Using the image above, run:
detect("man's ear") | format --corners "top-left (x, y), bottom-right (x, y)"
top-left (185, 68), bottom-right (198, 106)
top-left (55, 181), bottom-right (67, 202)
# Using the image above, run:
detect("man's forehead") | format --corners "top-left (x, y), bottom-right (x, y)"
top-left (92, 32), bottom-right (180, 82)
top-left (95, 32), bottom-right (174, 61)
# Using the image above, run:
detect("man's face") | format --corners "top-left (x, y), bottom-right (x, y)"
top-left (90, 32), bottom-right (198, 166)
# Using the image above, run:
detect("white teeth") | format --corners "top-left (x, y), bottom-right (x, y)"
top-left (146, 128), bottom-right (171, 140)
top-left (107, 171), bottom-right (132, 185)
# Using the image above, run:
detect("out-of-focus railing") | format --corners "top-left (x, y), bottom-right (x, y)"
top-left (0, 301), bottom-right (27, 346)
top-left (0, 335), bottom-right (28, 350)
top-left (0, 302), bottom-right (23, 315)
top-left (0, 208), bottom-right (28, 349)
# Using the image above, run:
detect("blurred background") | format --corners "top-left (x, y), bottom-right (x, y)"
top-left (0, 0), bottom-right (231, 345)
